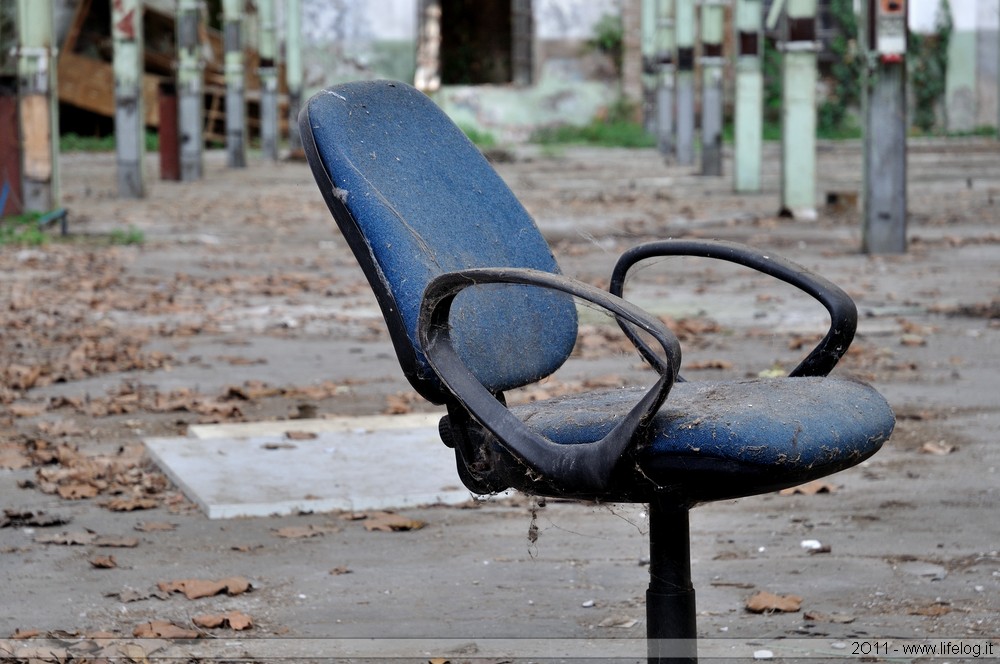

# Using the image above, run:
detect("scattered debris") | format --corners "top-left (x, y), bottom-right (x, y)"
top-left (156, 576), bottom-right (252, 600)
top-left (273, 523), bottom-right (340, 539)
top-left (362, 511), bottom-right (426, 532)
top-left (192, 611), bottom-right (254, 630)
top-left (0, 509), bottom-right (71, 529)
top-left (745, 591), bottom-right (803, 614)
top-left (919, 441), bottom-right (958, 455)
top-left (779, 480), bottom-right (837, 496)
top-left (88, 554), bottom-right (117, 569)
top-left (597, 614), bottom-right (638, 628)
top-left (132, 620), bottom-right (199, 638)
top-left (803, 610), bottom-right (855, 624)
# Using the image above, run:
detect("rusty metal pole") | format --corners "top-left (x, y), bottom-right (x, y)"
top-left (258, 0), bottom-right (278, 160)
top-left (113, 0), bottom-right (145, 198)
top-left (158, 81), bottom-right (181, 180)
top-left (177, 0), bottom-right (203, 181)
top-left (222, 0), bottom-right (246, 168)
top-left (16, 0), bottom-right (59, 212)
top-left (0, 77), bottom-right (22, 216)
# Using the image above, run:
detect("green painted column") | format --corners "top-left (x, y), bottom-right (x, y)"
top-left (223, 0), bottom-right (247, 168)
top-left (654, 0), bottom-right (675, 157)
top-left (779, 0), bottom-right (817, 220)
top-left (113, 0), bottom-right (144, 197)
top-left (642, 0), bottom-right (657, 132)
top-left (674, 0), bottom-right (695, 165)
top-left (258, 0), bottom-right (278, 160)
top-left (700, 0), bottom-right (725, 176)
top-left (286, 0), bottom-right (303, 151)
top-left (734, 0), bottom-right (762, 192)
top-left (16, 0), bottom-right (59, 211)
top-left (177, 0), bottom-right (203, 181)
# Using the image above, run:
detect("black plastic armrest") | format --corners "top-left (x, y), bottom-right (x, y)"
top-left (609, 239), bottom-right (857, 377)
top-left (417, 267), bottom-right (681, 493)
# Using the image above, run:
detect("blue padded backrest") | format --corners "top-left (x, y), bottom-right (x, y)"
top-left (301, 80), bottom-right (578, 404)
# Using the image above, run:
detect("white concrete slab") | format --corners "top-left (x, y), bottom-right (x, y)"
top-left (145, 413), bottom-right (476, 519)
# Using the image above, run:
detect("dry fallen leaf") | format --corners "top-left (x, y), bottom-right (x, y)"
top-left (135, 521), bottom-right (176, 532)
top-left (919, 441), bottom-right (958, 455)
top-left (274, 524), bottom-right (340, 539)
top-left (35, 531), bottom-right (98, 545)
top-left (1, 509), bottom-right (71, 528)
top-left (685, 359), bottom-right (734, 370)
top-left (329, 566), bottom-right (352, 576)
top-left (803, 610), bottom-right (855, 624)
top-left (362, 511), bottom-right (426, 532)
top-left (157, 576), bottom-right (252, 600)
top-left (745, 591), bottom-right (803, 614)
top-left (0, 443), bottom-right (33, 470)
top-left (284, 430), bottom-right (318, 440)
top-left (778, 480), bottom-right (837, 496)
top-left (103, 497), bottom-right (159, 512)
top-left (9, 402), bottom-right (47, 418)
top-left (94, 535), bottom-right (140, 548)
top-left (192, 610), bottom-right (254, 631)
top-left (10, 628), bottom-right (42, 639)
top-left (89, 554), bottom-right (117, 569)
top-left (908, 603), bottom-right (952, 617)
top-left (132, 620), bottom-right (199, 639)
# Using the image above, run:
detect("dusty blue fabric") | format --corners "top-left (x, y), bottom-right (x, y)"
top-left (303, 81), bottom-right (577, 394)
top-left (510, 377), bottom-right (892, 473)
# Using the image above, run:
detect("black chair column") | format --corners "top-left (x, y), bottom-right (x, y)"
top-left (647, 500), bottom-right (697, 664)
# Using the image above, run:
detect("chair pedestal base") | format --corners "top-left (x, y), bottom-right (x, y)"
top-left (647, 502), bottom-right (697, 664)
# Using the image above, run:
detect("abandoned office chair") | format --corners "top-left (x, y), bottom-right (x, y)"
top-left (300, 80), bottom-right (895, 663)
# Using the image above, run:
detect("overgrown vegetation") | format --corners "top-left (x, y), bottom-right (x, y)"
top-left (109, 226), bottom-right (146, 245)
top-left (818, 0), bottom-right (863, 137)
top-left (586, 13), bottom-right (624, 77)
top-left (909, 0), bottom-right (952, 133)
top-left (0, 212), bottom-right (48, 246)
top-left (761, 0), bottom-right (954, 139)
top-left (530, 97), bottom-right (655, 148)
top-left (460, 124), bottom-right (497, 149)
top-left (60, 132), bottom-right (160, 153)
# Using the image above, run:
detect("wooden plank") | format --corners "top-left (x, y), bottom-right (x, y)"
top-left (58, 52), bottom-right (161, 126)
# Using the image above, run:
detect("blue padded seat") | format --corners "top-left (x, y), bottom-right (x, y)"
top-left (462, 377), bottom-right (892, 503)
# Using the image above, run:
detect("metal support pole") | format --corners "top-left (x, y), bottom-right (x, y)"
top-left (700, 1), bottom-right (725, 176)
top-left (734, 0), bottom-right (763, 192)
top-left (779, 0), bottom-right (818, 220)
top-left (113, 0), bottom-right (145, 198)
top-left (223, 0), bottom-right (246, 168)
top-left (646, 502), bottom-right (697, 663)
top-left (654, 0), bottom-right (675, 158)
top-left (16, 0), bottom-right (59, 212)
top-left (258, 0), bottom-right (278, 160)
top-left (862, 2), bottom-right (907, 254)
top-left (642, 0), bottom-right (657, 133)
top-left (177, 0), bottom-right (203, 181)
top-left (414, 0), bottom-right (442, 93)
top-left (674, 0), bottom-right (695, 166)
top-left (286, 0), bottom-right (303, 151)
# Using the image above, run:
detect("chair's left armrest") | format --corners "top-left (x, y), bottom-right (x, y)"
top-left (417, 267), bottom-right (680, 493)
top-left (610, 239), bottom-right (857, 377)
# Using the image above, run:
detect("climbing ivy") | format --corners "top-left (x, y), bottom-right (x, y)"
top-left (909, 0), bottom-right (952, 133)
top-left (818, 0), bottom-right (863, 136)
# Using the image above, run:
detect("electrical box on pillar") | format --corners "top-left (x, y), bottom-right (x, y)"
top-left (872, 0), bottom-right (907, 62)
